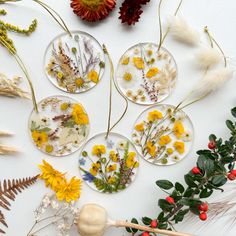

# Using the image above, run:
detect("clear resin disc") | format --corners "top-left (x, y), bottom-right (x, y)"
top-left (29, 95), bottom-right (89, 156)
top-left (79, 132), bottom-right (139, 193)
top-left (44, 31), bottom-right (105, 93)
top-left (116, 43), bottom-right (177, 105)
top-left (132, 104), bottom-right (194, 165)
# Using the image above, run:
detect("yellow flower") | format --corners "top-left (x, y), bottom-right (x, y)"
top-left (158, 135), bottom-right (172, 146)
top-left (173, 121), bottom-right (185, 138)
top-left (133, 57), bottom-right (145, 69)
top-left (60, 103), bottom-right (69, 111)
top-left (167, 148), bottom-right (174, 155)
top-left (72, 104), bottom-right (89, 125)
top-left (57, 72), bottom-right (64, 79)
top-left (123, 72), bottom-right (132, 81)
top-left (88, 70), bottom-right (99, 83)
top-left (173, 141), bottom-right (185, 154)
top-left (146, 141), bottom-right (156, 157)
top-left (56, 177), bottom-right (82, 202)
top-left (32, 130), bottom-right (48, 148)
top-left (135, 122), bottom-right (144, 132)
top-left (109, 150), bottom-right (119, 162)
top-left (38, 160), bottom-right (66, 191)
top-left (106, 164), bottom-right (117, 172)
top-left (147, 50), bottom-right (153, 56)
top-left (108, 176), bottom-right (116, 184)
top-left (126, 152), bottom-right (139, 168)
top-left (45, 144), bottom-right (54, 153)
top-left (148, 110), bottom-right (163, 122)
top-left (89, 162), bottom-right (101, 176)
top-left (92, 145), bottom-right (106, 156)
top-left (75, 77), bottom-right (84, 88)
top-left (146, 67), bottom-right (159, 78)
top-left (121, 56), bottom-right (129, 65)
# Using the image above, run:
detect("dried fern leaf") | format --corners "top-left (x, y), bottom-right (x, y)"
top-left (0, 144), bottom-right (19, 155)
top-left (0, 176), bottom-right (39, 234)
top-left (0, 74), bottom-right (30, 99)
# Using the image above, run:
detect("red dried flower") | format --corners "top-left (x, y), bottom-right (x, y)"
top-left (119, 0), bottom-right (143, 25)
top-left (70, 0), bottom-right (116, 22)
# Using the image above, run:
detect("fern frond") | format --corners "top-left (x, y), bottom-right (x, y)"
top-left (0, 175), bottom-right (39, 234)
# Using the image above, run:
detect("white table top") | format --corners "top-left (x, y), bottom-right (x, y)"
top-left (0, 0), bottom-right (236, 235)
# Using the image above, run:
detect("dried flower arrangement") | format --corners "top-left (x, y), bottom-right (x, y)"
top-left (0, 175), bottom-right (39, 234)
top-left (45, 32), bottom-right (105, 93)
top-left (116, 43), bottom-right (177, 105)
top-left (70, 0), bottom-right (116, 22)
top-left (29, 96), bottom-right (89, 156)
top-left (0, 73), bottom-right (30, 99)
top-left (124, 107), bottom-right (236, 236)
top-left (0, 131), bottom-right (19, 155)
top-left (132, 104), bottom-right (193, 165)
top-left (27, 160), bottom-right (82, 235)
top-left (79, 132), bottom-right (139, 193)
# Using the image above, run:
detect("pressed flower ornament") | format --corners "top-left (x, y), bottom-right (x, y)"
top-left (79, 45), bottom-right (139, 193)
top-left (132, 22), bottom-right (234, 166)
top-left (115, 0), bottom-right (183, 105)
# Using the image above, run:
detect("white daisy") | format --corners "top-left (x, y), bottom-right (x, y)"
top-left (181, 131), bottom-right (193, 142)
top-left (117, 66), bottom-right (138, 89)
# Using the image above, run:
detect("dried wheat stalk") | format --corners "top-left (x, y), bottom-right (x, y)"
top-left (0, 132), bottom-right (12, 137)
top-left (0, 74), bottom-right (30, 99)
top-left (0, 144), bottom-right (19, 155)
top-left (0, 176), bottom-right (39, 234)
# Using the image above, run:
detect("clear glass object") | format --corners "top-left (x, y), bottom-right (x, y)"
top-left (44, 31), bottom-right (105, 93)
top-left (78, 132), bottom-right (139, 193)
top-left (28, 95), bottom-right (89, 156)
top-left (131, 104), bottom-right (194, 166)
top-left (116, 43), bottom-right (178, 105)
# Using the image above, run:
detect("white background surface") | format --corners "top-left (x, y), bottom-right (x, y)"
top-left (0, 0), bottom-right (236, 235)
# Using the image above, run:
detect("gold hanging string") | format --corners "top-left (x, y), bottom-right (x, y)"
top-left (32, 0), bottom-right (72, 37)
top-left (161, 0), bottom-right (183, 45)
top-left (158, 0), bottom-right (184, 51)
top-left (0, 36), bottom-right (38, 112)
top-left (103, 45), bottom-right (129, 139)
top-left (204, 26), bottom-right (227, 67)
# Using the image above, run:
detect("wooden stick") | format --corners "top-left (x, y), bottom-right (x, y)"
top-left (113, 220), bottom-right (194, 236)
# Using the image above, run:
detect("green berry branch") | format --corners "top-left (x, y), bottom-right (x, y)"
top-left (126, 107), bottom-right (236, 236)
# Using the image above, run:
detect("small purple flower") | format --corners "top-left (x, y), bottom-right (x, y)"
top-left (83, 172), bottom-right (95, 183)
top-left (79, 158), bottom-right (86, 166)
top-left (106, 139), bottom-right (115, 149)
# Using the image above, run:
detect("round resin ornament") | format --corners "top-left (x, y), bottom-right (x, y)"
top-left (79, 132), bottom-right (139, 193)
top-left (44, 31), bottom-right (105, 93)
top-left (116, 43), bottom-right (177, 105)
top-left (132, 104), bottom-right (194, 165)
top-left (29, 95), bottom-right (89, 156)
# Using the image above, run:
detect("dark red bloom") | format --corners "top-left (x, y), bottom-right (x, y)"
top-left (119, 0), bottom-right (143, 25)
top-left (70, 0), bottom-right (116, 22)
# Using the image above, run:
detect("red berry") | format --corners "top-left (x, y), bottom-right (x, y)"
top-left (230, 170), bottom-right (236, 177)
top-left (150, 219), bottom-right (158, 228)
top-left (142, 232), bottom-right (150, 236)
top-left (192, 167), bottom-right (201, 175)
top-left (166, 196), bottom-right (175, 204)
top-left (227, 173), bottom-right (235, 181)
top-left (208, 141), bottom-right (216, 149)
top-left (198, 203), bottom-right (208, 212)
top-left (199, 212), bottom-right (207, 221)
